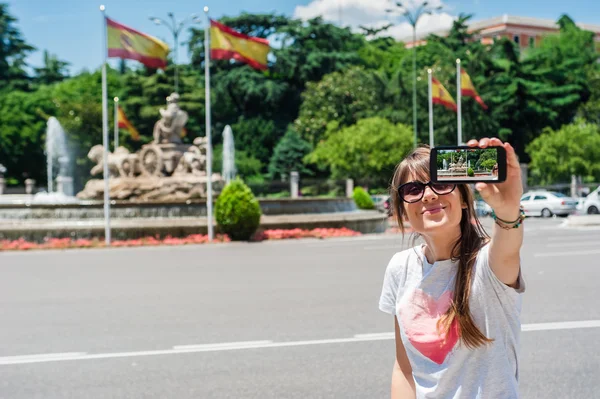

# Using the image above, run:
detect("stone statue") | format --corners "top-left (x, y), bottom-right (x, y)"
top-left (153, 93), bottom-right (189, 144)
top-left (88, 145), bottom-right (137, 178)
top-left (78, 94), bottom-right (223, 202)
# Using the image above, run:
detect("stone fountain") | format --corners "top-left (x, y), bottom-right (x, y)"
top-left (77, 93), bottom-right (224, 202)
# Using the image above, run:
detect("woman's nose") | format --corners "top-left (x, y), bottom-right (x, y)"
top-left (422, 186), bottom-right (438, 202)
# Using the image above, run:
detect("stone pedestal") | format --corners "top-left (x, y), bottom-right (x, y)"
top-left (25, 179), bottom-right (36, 195)
top-left (56, 176), bottom-right (74, 197)
top-left (346, 178), bottom-right (354, 198)
top-left (290, 171), bottom-right (299, 199)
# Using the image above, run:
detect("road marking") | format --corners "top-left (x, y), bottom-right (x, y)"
top-left (546, 235), bottom-right (600, 241)
top-left (535, 249), bottom-right (600, 257)
top-left (521, 320), bottom-right (600, 331)
top-left (173, 340), bottom-right (272, 350)
top-left (1, 320), bottom-right (598, 366)
top-left (545, 241), bottom-right (599, 248)
top-left (0, 352), bottom-right (87, 365)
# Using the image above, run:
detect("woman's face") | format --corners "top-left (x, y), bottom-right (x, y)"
top-left (401, 176), bottom-right (466, 236)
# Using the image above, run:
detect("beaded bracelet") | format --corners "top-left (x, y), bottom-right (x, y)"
top-left (491, 207), bottom-right (526, 230)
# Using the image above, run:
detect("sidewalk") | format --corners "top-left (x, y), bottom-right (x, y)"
top-left (565, 214), bottom-right (600, 227)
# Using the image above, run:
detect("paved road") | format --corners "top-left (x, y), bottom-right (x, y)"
top-left (1, 217), bottom-right (599, 398)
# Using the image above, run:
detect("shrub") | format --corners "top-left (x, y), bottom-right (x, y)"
top-left (467, 167), bottom-right (475, 177)
top-left (353, 186), bottom-right (375, 209)
top-left (215, 178), bottom-right (262, 241)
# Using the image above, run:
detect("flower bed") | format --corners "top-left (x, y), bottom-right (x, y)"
top-left (0, 228), bottom-right (362, 252)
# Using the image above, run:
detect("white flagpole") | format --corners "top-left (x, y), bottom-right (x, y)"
top-left (100, 5), bottom-right (111, 246)
top-left (113, 97), bottom-right (119, 150)
top-left (204, 6), bottom-right (214, 241)
top-left (428, 69), bottom-right (434, 148)
top-left (456, 58), bottom-right (462, 145)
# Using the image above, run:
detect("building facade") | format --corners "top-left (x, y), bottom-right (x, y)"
top-left (404, 15), bottom-right (600, 50)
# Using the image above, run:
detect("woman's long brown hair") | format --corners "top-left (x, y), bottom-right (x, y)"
top-left (390, 146), bottom-right (493, 349)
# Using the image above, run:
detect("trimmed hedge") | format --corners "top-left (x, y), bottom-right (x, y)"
top-left (215, 178), bottom-right (262, 241)
top-left (353, 186), bottom-right (375, 210)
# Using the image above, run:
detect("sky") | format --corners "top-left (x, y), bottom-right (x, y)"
top-left (8, 0), bottom-right (600, 74)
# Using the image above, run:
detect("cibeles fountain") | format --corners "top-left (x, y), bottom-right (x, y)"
top-left (77, 93), bottom-right (224, 201)
top-left (0, 93), bottom-right (387, 242)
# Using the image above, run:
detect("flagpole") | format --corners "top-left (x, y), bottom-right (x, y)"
top-left (456, 58), bottom-right (462, 145)
top-left (204, 6), bottom-right (214, 241)
top-left (428, 69), bottom-right (434, 148)
top-left (114, 97), bottom-right (119, 150)
top-left (100, 5), bottom-right (111, 246)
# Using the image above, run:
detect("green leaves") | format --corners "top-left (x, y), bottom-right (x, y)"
top-left (215, 178), bottom-right (262, 241)
top-left (305, 117), bottom-right (413, 181)
top-left (268, 128), bottom-right (312, 181)
top-left (527, 120), bottom-right (600, 185)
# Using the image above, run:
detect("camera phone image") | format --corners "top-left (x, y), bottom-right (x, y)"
top-left (436, 148), bottom-right (499, 181)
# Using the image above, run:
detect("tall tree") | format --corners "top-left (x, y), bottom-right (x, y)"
top-left (33, 50), bottom-right (70, 85)
top-left (0, 4), bottom-right (35, 91)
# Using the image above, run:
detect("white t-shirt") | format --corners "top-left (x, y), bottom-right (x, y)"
top-left (379, 243), bottom-right (526, 399)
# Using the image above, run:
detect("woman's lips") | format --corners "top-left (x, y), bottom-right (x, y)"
top-left (422, 206), bottom-right (445, 214)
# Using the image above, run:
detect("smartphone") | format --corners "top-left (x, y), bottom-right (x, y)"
top-left (430, 146), bottom-right (507, 184)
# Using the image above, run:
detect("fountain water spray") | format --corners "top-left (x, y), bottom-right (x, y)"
top-left (222, 125), bottom-right (236, 185)
top-left (45, 117), bottom-right (69, 194)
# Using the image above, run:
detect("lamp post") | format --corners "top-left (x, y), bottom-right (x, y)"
top-left (149, 13), bottom-right (202, 93)
top-left (386, 1), bottom-right (443, 148)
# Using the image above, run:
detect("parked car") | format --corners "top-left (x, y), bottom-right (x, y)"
top-left (520, 191), bottom-right (577, 217)
top-left (475, 200), bottom-right (492, 217)
top-left (581, 186), bottom-right (600, 214)
top-left (371, 195), bottom-right (391, 215)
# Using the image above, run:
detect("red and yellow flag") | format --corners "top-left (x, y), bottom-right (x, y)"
top-left (117, 106), bottom-right (140, 141)
top-left (461, 69), bottom-right (488, 110)
top-left (210, 20), bottom-right (270, 71)
top-left (106, 17), bottom-right (169, 69)
top-left (432, 77), bottom-right (457, 112)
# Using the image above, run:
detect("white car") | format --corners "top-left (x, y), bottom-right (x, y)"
top-left (582, 186), bottom-right (600, 215)
top-left (520, 191), bottom-right (578, 217)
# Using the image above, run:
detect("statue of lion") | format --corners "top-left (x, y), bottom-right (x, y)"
top-left (88, 145), bottom-right (135, 177)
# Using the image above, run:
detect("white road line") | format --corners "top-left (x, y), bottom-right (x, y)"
top-left (1, 320), bottom-right (599, 366)
top-left (547, 234), bottom-right (600, 241)
top-left (363, 245), bottom-right (405, 251)
top-left (545, 241), bottom-right (599, 248)
top-left (0, 352), bottom-right (87, 365)
top-left (173, 340), bottom-right (272, 350)
top-left (521, 320), bottom-right (600, 331)
top-left (535, 249), bottom-right (600, 257)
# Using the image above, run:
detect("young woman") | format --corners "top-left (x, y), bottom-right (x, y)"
top-left (379, 137), bottom-right (526, 399)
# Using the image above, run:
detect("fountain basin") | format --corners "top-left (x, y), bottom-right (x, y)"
top-left (0, 197), bottom-right (358, 220)
top-left (0, 211), bottom-right (386, 242)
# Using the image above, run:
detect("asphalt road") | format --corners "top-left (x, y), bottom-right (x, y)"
top-left (1, 217), bottom-right (599, 399)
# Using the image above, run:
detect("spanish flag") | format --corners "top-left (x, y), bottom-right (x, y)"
top-left (431, 77), bottom-right (457, 112)
top-left (460, 69), bottom-right (488, 110)
top-left (106, 17), bottom-right (169, 69)
top-left (117, 106), bottom-right (140, 141)
top-left (210, 20), bottom-right (270, 71)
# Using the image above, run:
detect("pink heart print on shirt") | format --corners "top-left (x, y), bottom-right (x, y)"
top-left (400, 289), bottom-right (459, 365)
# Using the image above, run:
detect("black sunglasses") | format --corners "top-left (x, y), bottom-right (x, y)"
top-left (397, 181), bottom-right (457, 203)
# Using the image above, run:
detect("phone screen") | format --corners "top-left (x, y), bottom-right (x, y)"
top-left (433, 147), bottom-right (504, 183)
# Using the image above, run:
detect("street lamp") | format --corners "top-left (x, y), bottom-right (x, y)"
top-left (149, 12), bottom-right (203, 93)
top-left (386, 1), bottom-right (443, 148)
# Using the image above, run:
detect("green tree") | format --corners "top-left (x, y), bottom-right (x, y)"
top-left (295, 66), bottom-right (384, 145)
top-left (33, 50), bottom-right (70, 85)
top-left (0, 4), bottom-right (35, 91)
top-left (527, 120), bottom-right (600, 185)
top-left (305, 117), bottom-right (413, 181)
top-left (577, 65), bottom-right (600, 124)
top-left (268, 128), bottom-right (312, 180)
